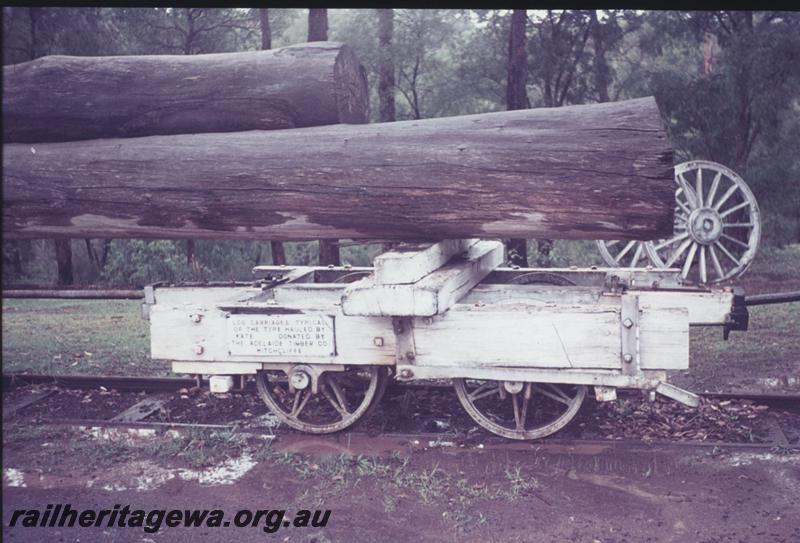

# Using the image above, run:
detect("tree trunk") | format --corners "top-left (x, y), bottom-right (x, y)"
top-left (27, 7), bottom-right (40, 61)
top-left (84, 239), bottom-right (99, 268)
top-left (376, 11), bottom-right (397, 254)
top-left (3, 43), bottom-right (369, 143)
top-left (318, 241), bottom-right (338, 265)
top-left (506, 9), bottom-right (529, 266)
top-left (54, 239), bottom-right (73, 285)
top-left (186, 239), bottom-right (195, 267)
top-left (259, 9), bottom-right (271, 50)
top-left (318, 241), bottom-right (341, 266)
top-left (257, 7), bottom-right (286, 264)
top-left (308, 9), bottom-right (328, 41)
top-left (307, 8), bottom-right (338, 265)
top-left (4, 98), bottom-right (675, 242)
top-left (100, 239), bottom-right (111, 268)
top-left (506, 9), bottom-right (529, 110)
top-left (4, 241), bottom-right (24, 279)
top-left (26, 7), bottom-right (76, 284)
top-left (377, 9), bottom-right (396, 123)
top-left (590, 11), bottom-right (611, 103)
top-left (270, 241), bottom-right (286, 266)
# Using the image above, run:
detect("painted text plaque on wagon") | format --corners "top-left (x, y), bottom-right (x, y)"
top-left (226, 314), bottom-right (335, 357)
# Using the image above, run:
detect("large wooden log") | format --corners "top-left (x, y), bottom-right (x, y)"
top-left (2, 97), bottom-right (674, 241)
top-left (2, 42), bottom-right (369, 143)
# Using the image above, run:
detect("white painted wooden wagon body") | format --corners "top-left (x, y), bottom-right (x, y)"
top-left (145, 240), bottom-right (746, 439)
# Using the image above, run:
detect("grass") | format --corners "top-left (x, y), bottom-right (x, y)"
top-left (253, 448), bottom-right (538, 532)
top-left (679, 301), bottom-right (800, 392)
top-left (676, 244), bottom-right (800, 393)
top-left (1, 298), bottom-right (162, 375)
top-left (744, 243), bottom-right (800, 284)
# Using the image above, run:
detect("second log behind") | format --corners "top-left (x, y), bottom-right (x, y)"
top-left (2, 42), bottom-right (369, 143)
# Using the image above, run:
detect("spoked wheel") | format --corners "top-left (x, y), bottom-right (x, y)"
top-left (454, 379), bottom-right (586, 440)
top-left (645, 160), bottom-right (761, 283)
top-left (596, 239), bottom-right (653, 268)
top-left (255, 365), bottom-right (388, 434)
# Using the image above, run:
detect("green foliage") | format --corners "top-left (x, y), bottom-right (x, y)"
top-left (100, 240), bottom-right (189, 285)
top-left (637, 11), bottom-right (800, 245)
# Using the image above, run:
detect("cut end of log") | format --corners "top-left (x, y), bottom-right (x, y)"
top-left (334, 44), bottom-right (370, 124)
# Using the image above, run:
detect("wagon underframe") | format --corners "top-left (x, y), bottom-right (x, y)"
top-left (145, 239), bottom-right (747, 439)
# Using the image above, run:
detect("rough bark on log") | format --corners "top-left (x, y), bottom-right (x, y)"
top-left (2, 42), bottom-right (369, 143)
top-left (3, 97), bottom-right (675, 241)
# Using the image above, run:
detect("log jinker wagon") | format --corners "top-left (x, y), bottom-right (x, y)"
top-left (144, 242), bottom-right (749, 440)
top-left (2, 50), bottom-right (752, 440)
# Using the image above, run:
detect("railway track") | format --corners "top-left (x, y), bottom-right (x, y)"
top-left (3, 372), bottom-right (798, 455)
top-left (4, 372), bottom-right (800, 402)
top-left (12, 418), bottom-right (796, 457)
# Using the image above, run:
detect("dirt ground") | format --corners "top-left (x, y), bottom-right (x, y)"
top-left (3, 427), bottom-right (799, 543)
top-left (3, 384), bottom-right (799, 542)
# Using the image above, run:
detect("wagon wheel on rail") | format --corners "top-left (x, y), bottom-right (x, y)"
top-left (255, 365), bottom-right (388, 434)
top-left (453, 379), bottom-right (586, 440)
top-left (595, 178), bottom-right (688, 268)
top-left (644, 160), bottom-right (761, 283)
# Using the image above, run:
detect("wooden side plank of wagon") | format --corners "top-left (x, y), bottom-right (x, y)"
top-left (409, 303), bottom-right (689, 370)
top-left (149, 287), bottom-right (396, 366)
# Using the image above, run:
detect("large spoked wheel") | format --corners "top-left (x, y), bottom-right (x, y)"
top-left (645, 160), bottom-right (761, 283)
top-left (255, 366), bottom-right (388, 434)
top-left (596, 239), bottom-right (653, 268)
top-left (454, 379), bottom-right (586, 440)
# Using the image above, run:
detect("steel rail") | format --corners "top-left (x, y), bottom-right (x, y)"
top-left (4, 373), bottom-right (800, 403)
top-left (2, 373), bottom-right (199, 391)
top-left (20, 418), bottom-right (797, 454)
